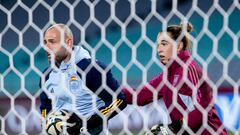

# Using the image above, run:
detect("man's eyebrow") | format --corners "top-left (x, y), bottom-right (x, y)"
top-left (45, 39), bottom-right (55, 42)
top-left (43, 39), bottom-right (56, 44)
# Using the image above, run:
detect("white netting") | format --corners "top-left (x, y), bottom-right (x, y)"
top-left (0, 0), bottom-right (240, 134)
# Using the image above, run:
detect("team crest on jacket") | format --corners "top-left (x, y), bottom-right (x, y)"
top-left (69, 74), bottom-right (80, 93)
top-left (173, 75), bottom-right (179, 86)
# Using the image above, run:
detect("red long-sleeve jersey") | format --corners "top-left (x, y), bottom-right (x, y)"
top-left (123, 50), bottom-right (227, 135)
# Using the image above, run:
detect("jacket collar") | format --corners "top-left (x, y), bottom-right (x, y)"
top-left (53, 46), bottom-right (91, 72)
top-left (168, 50), bottom-right (191, 71)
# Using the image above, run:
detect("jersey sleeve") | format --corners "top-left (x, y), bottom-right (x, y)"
top-left (186, 63), bottom-right (213, 129)
top-left (39, 91), bottom-right (52, 117)
top-left (76, 59), bottom-right (127, 119)
top-left (122, 73), bottom-right (163, 106)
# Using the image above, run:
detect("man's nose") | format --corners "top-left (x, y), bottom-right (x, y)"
top-left (44, 44), bottom-right (51, 52)
top-left (45, 42), bottom-right (50, 48)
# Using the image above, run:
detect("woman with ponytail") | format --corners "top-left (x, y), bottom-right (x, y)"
top-left (123, 22), bottom-right (227, 135)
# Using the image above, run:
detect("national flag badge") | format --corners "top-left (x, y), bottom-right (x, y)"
top-left (69, 74), bottom-right (80, 93)
top-left (173, 74), bottom-right (179, 86)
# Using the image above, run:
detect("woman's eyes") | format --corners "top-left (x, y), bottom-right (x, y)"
top-left (161, 42), bottom-right (167, 46)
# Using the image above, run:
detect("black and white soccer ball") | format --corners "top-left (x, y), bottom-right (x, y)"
top-left (45, 109), bottom-right (76, 135)
top-left (145, 124), bottom-right (170, 135)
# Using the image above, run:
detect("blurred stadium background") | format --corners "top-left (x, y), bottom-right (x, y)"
top-left (0, 0), bottom-right (239, 134)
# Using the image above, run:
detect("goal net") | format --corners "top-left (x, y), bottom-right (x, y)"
top-left (0, 0), bottom-right (239, 134)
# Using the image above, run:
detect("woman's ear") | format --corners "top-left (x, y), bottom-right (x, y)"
top-left (178, 42), bottom-right (184, 52)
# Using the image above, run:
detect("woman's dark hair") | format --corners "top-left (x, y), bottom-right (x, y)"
top-left (166, 22), bottom-right (193, 50)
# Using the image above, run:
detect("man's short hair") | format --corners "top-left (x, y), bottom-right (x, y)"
top-left (46, 23), bottom-right (73, 39)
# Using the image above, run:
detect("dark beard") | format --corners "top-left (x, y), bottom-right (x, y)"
top-left (48, 54), bottom-right (68, 68)
top-left (54, 54), bottom-right (68, 67)
top-left (48, 47), bottom-right (70, 68)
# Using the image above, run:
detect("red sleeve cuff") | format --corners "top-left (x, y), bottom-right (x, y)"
top-left (122, 87), bottom-right (133, 104)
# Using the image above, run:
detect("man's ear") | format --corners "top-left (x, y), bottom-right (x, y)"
top-left (66, 38), bottom-right (73, 47)
top-left (178, 42), bottom-right (184, 52)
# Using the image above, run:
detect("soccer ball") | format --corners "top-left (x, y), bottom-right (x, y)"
top-left (45, 109), bottom-right (76, 135)
top-left (145, 124), bottom-right (170, 135)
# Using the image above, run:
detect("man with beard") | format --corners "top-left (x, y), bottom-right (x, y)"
top-left (39, 24), bottom-right (127, 135)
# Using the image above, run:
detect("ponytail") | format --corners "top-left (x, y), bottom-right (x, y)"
top-left (165, 22), bottom-right (193, 50)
